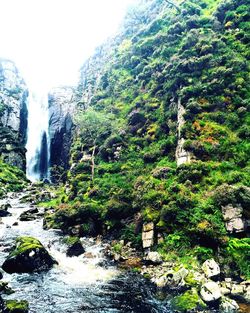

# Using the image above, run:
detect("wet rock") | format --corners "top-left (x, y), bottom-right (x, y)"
top-left (66, 238), bottom-right (85, 257)
top-left (0, 281), bottom-right (14, 295)
top-left (200, 281), bottom-right (222, 302)
top-left (144, 251), bottom-right (162, 265)
top-left (0, 211), bottom-right (11, 217)
top-left (2, 236), bottom-right (57, 274)
top-left (0, 203), bottom-right (11, 211)
top-left (19, 208), bottom-right (39, 221)
top-left (202, 259), bottom-right (220, 279)
top-left (219, 296), bottom-right (239, 312)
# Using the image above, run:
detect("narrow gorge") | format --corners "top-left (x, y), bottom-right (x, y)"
top-left (0, 0), bottom-right (249, 312)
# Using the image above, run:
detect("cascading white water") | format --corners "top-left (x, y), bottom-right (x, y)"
top-left (26, 88), bottom-right (50, 182)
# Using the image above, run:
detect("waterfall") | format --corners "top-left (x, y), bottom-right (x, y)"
top-left (26, 90), bottom-right (50, 182)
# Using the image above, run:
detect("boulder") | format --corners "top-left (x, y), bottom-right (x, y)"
top-left (202, 259), bottom-right (220, 278)
top-left (200, 281), bottom-right (222, 302)
top-left (144, 251), bottom-right (162, 265)
top-left (219, 296), bottom-right (239, 312)
top-left (0, 281), bottom-right (14, 295)
top-left (2, 236), bottom-right (57, 273)
top-left (161, 268), bottom-right (189, 289)
top-left (222, 204), bottom-right (245, 233)
top-left (19, 208), bottom-right (39, 221)
top-left (0, 203), bottom-right (11, 211)
top-left (231, 284), bottom-right (245, 296)
top-left (66, 238), bottom-right (85, 257)
top-left (0, 210), bottom-right (11, 217)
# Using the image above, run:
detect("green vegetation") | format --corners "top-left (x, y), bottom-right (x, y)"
top-left (0, 159), bottom-right (27, 198)
top-left (44, 0), bottom-right (250, 278)
top-left (10, 237), bottom-right (43, 257)
top-left (171, 288), bottom-right (206, 312)
top-left (4, 300), bottom-right (29, 313)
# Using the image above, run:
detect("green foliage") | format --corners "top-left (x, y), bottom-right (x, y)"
top-left (5, 300), bottom-right (29, 313)
top-left (10, 237), bottom-right (43, 257)
top-left (171, 288), bottom-right (206, 312)
top-left (44, 0), bottom-right (250, 271)
top-left (227, 238), bottom-right (250, 278)
top-left (0, 159), bottom-right (27, 198)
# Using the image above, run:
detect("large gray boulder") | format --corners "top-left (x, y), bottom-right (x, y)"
top-left (202, 259), bottom-right (220, 278)
top-left (200, 281), bottom-right (222, 302)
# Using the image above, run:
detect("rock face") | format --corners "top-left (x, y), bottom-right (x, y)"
top-left (2, 236), bottom-right (57, 273)
top-left (222, 204), bottom-right (246, 233)
top-left (0, 58), bottom-right (28, 170)
top-left (48, 87), bottom-right (76, 182)
top-left (175, 98), bottom-right (194, 166)
top-left (142, 222), bottom-right (155, 249)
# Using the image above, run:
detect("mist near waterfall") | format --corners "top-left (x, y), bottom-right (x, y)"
top-left (0, 0), bottom-right (136, 90)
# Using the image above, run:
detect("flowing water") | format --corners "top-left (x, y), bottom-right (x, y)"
top-left (0, 193), bottom-right (170, 313)
top-left (25, 90), bottom-right (50, 182)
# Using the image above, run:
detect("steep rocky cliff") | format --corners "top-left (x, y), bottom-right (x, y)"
top-left (48, 86), bottom-right (76, 182)
top-left (0, 58), bottom-right (28, 170)
top-left (45, 0), bottom-right (250, 281)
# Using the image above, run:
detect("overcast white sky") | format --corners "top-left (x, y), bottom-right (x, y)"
top-left (0, 0), bottom-right (136, 90)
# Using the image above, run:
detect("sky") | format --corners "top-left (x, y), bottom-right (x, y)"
top-left (0, 0), bottom-right (136, 90)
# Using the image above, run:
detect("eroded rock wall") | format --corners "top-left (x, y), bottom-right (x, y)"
top-left (48, 86), bottom-right (76, 182)
top-left (0, 58), bottom-right (28, 170)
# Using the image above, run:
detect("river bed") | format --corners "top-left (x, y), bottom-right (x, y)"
top-left (0, 193), bottom-right (170, 313)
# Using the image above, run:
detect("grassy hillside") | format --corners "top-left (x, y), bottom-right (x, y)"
top-left (45, 0), bottom-right (250, 278)
top-left (0, 159), bottom-right (27, 198)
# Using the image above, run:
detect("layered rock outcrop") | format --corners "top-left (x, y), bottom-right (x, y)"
top-left (48, 87), bottom-right (76, 182)
top-left (0, 58), bottom-right (28, 170)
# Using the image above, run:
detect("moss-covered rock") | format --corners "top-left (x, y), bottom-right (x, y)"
top-left (171, 288), bottom-right (207, 312)
top-left (2, 236), bottom-right (57, 274)
top-left (4, 300), bottom-right (29, 313)
top-left (64, 236), bottom-right (85, 257)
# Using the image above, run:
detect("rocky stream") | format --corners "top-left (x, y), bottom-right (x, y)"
top-left (0, 192), bottom-right (169, 313)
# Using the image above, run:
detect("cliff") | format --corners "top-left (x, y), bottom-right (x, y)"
top-left (0, 58), bottom-right (28, 170)
top-left (48, 86), bottom-right (76, 182)
top-left (45, 0), bottom-right (250, 280)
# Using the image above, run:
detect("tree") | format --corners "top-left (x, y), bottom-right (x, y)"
top-left (75, 107), bottom-right (115, 181)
